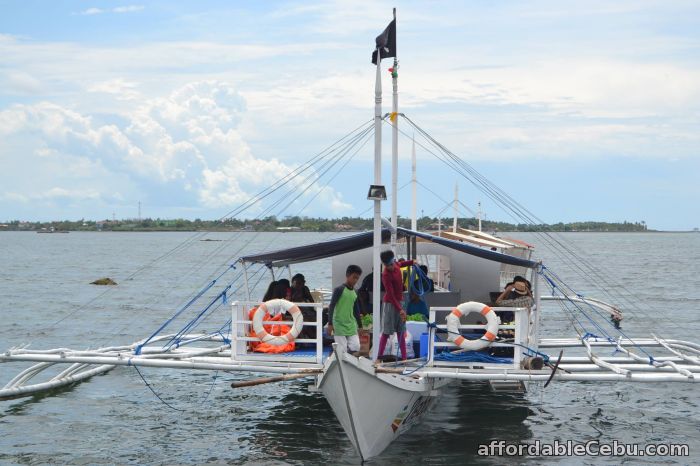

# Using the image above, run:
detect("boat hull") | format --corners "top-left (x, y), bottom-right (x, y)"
top-left (317, 349), bottom-right (443, 460)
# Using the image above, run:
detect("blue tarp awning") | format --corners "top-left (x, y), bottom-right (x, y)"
top-left (240, 227), bottom-right (537, 268)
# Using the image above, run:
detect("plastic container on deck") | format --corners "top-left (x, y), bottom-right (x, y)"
top-left (419, 332), bottom-right (435, 358)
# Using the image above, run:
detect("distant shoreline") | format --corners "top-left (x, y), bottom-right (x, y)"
top-left (1, 217), bottom-right (693, 233)
top-left (2, 229), bottom-right (697, 234)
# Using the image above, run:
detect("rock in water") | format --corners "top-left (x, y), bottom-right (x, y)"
top-left (91, 277), bottom-right (117, 286)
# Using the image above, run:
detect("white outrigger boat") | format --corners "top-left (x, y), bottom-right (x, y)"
top-left (2, 10), bottom-right (699, 462)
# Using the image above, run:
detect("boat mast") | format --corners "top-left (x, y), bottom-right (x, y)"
top-left (371, 34), bottom-right (384, 361)
top-left (452, 182), bottom-right (458, 233)
top-left (477, 201), bottom-right (482, 232)
top-left (411, 134), bottom-right (417, 231)
top-left (390, 8), bottom-right (399, 249)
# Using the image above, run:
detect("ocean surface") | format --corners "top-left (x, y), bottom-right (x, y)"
top-left (1, 231), bottom-right (699, 465)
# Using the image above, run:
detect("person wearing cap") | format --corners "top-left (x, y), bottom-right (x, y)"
top-left (376, 250), bottom-right (414, 362)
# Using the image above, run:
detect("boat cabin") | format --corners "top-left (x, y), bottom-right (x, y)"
top-left (235, 227), bottom-right (540, 374)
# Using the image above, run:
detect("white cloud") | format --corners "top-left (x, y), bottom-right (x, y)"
top-left (2, 1), bottom-right (700, 224)
top-left (0, 81), bottom-right (350, 218)
top-left (79, 7), bottom-right (104, 16)
top-left (1, 71), bottom-right (43, 95)
top-left (113, 5), bottom-right (144, 14)
top-left (78, 5), bottom-right (144, 15)
top-left (38, 187), bottom-right (102, 201)
top-left (88, 78), bottom-right (140, 101)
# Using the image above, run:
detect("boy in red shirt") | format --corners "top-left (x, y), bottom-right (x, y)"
top-left (376, 250), bottom-right (413, 361)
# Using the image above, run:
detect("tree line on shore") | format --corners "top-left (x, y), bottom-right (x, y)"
top-left (0, 216), bottom-right (651, 232)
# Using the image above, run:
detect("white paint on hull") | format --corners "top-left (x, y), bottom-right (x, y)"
top-left (317, 348), bottom-right (442, 460)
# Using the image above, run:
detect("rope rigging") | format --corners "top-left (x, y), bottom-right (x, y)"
top-left (136, 121), bottom-right (376, 349)
top-left (391, 115), bottom-right (668, 342)
top-left (42, 118), bottom-right (375, 353)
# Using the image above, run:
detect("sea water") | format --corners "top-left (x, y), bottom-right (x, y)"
top-left (1, 231), bottom-right (699, 465)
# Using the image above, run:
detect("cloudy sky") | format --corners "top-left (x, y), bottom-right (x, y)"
top-left (1, 1), bottom-right (698, 230)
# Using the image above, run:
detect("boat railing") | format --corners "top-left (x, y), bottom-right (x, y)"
top-left (310, 288), bottom-right (333, 306)
top-left (426, 306), bottom-right (529, 369)
top-left (230, 301), bottom-right (325, 367)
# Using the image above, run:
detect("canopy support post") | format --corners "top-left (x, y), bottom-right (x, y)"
top-left (242, 262), bottom-right (251, 301)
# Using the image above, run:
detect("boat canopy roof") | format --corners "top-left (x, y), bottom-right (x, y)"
top-left (239, 227), bottom-right (537, 268)
top-left (427, 229), bottom-right (519, 250)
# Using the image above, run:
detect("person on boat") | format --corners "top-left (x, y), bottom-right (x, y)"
top-left (357, 270), bottom-right (384, 315)
top-left (398, 258), bottom-right (410, 289)
top-left (262, 280), bottom-right (277, 301)
top-left (376, 250), bottom-right (414, 362)
top-left (406, 289), bottom-right (428, 319)
top-left (290, 273), bottom-right (314, 303)
top-left (291, 273), bottom-right (318, 343)
top-left (327, 265), bottom-right (363, 354)
top-left (419, 264), bottom-right (434, 292)
top-left (275, 278), bottom-right (292, 300)
top-left (495, 278), bottom-right (534, 322)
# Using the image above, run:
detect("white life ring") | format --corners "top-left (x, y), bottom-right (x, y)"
top-left (445, 301), bottom-right (500, 351)
top-left (252, 299), bottom-right (305, 346)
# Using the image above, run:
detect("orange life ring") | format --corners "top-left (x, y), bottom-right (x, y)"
top-left (446, 301), bottom-right (500, 351)
top-left (252, 299), bottom-right (304, 346)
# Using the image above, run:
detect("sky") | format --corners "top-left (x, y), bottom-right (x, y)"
top-left (0, 1), bottom-right (699, 230)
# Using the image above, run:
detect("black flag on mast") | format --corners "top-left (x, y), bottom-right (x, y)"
top-left (371, 18), bottom-right (396, 64)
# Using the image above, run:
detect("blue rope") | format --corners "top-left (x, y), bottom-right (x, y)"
top-left (163, 285), bottom-right (232, 351)
top-left (434, 351), bottom-right (513, 364)
top-left (408, 265), bottom-right (429, 297)
top-left (217, 319), bottom-right (232, 345)
top-left (422, 316), bottom-right (551, 362)
top-left (541, 265), bottom-right (656, 362)
top-left (135, 263), bottom-right (237, 355)
top-left (200, 370), bottom-right (219, 404)
top-left (542, 266), bottom-right (616, 338)
top-left (133, 365), bottom-right (184, 412)
top-left (539, 268), bottom-right (589, 332)
top-left (164, 268), bottom-right (252, 350)
top-left (509, 343), bottom-right (552, 363)
top-left (134, 365), bottom-right (221, 411)
top-left (540, 267), bottom-right (615, 341)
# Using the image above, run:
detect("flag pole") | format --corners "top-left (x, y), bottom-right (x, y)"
top-left (411, 134), bottom-right (417, 231)
top-left (371, 44), bottom-right (383, 361)
top-left (390, 8), bottom-right (398, 251)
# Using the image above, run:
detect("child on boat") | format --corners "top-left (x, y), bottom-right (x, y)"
top-left (377, 250), bottom-right (413, 361)
top-left (327, 265), bottom-right (363, 354)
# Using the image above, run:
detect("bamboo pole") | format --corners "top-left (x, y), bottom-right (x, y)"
top-left (230, 372), bottom-right (320, 389)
